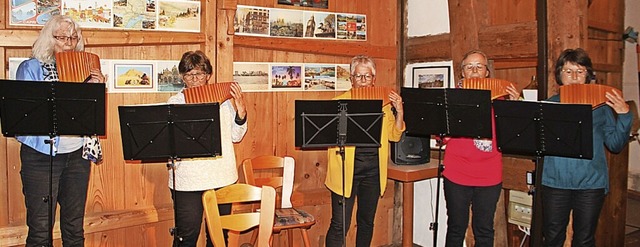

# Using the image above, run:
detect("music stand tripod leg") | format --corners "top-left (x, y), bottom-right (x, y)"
top-left (430, 135), bottom-right (445, 247)
top-left (168, 158), bottom-right (183, 245)
top-left (339, 146), bottom-right (347, 247)
top-left (45, 137), bottom-right (55, 247)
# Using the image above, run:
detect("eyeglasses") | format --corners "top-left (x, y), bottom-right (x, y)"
top-left (183, 72), bottom-right (209, 80)
top-left (53, 36), bottom-right (79, 43)
top-left (561, 69), bottom-right (587, 77)
top-left (352, 74), bottom-right (375, 81)
top-left (463, 63), bottom-right (487, 71)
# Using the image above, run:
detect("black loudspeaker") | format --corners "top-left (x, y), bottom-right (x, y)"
top-left (391, 132), bottom-right (430, 165)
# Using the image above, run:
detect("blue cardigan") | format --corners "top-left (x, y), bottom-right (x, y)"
top-left (542, 94), bottom-right (632, 193)
top-left (14, 58), bottom-right (61, 155)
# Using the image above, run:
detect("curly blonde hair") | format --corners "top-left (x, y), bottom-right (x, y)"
top-left (32, 15), bottom-right (85, 63)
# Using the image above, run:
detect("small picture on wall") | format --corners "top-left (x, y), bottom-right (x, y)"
top-left (270, 9), bottom-right (304, 38)
top-left (157, 0), bottom-right (200, 32)
top-left (234, 62), bottom-right (270, 92)
top-left (303, 11), bottom-right (336, 39)
top-left (278, 0), bottom-right (328, 9)
top-left (64, 0), bottom-right (113, 28)
top-left (412, 66), bottom-right (451, 89)
top-left (336, 13), bottom-right (366, 40)
top-left (304, 64), bottom-right (336, 91)
top-left (235, 6), bottom-right (270, 36)
top-left (335, 64), bottom-right (352, 90)
top-left (157, 61), bottom-right (183, 92)
top-left (114, 63), bottom-right (154, 92)
top-left (271, 65), bottom-right (302, 89)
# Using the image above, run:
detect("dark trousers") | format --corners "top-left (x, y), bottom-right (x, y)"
top-left (325, 156), bottom-right (380, 247)
top-left (542, 186), bottom-right (605, 247)
top-left (20, 145), bottom-right (91, 247)
top-left (443, 177), bottom-right (502, 247)
top-left (171, 189), bottom-right (231, 247)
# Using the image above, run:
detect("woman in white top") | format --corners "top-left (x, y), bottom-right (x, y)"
top-left (167, 50), bottom-right (247, 247)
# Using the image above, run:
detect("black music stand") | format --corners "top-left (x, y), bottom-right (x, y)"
top-left (0, 79), bottom-right (105, 246)
top-left (295, 99), bottom-right (383, 245)
top-left (118, 103), bottom-right (221, 245)
top-left (401, 87), bottom-right (492, 247)
top-left (493, 100), bottom-right (593, 247)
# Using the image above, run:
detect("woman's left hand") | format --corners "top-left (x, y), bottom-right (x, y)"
top-left (506, 83), bottom-right (521, 100)
top-left (605, 90), bottom-right (629, 114)
top-left (389, 90), bottom-right (403, 114)
top-left (230, 82), bottom-right (246, 119)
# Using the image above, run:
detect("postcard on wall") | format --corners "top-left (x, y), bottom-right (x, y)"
top-left (303, 11), bottom-right (336, 39)
top-left (111, 61), bottom-right (155, 93)
top-left (113, 0), bottom-right (157, 30)
top-left (63, 0), bottom-right (113, 28)
top-left (10, 0), bottom-right (61, 25)
top-left (412, 66), bottom-right (451, 89)
top-left (269, 9), bottom-right (304, 38)
top-left (157, 60), bottom-right (184, 92)
top-left (235, 5), bottom-right (270, 36)
top-left (157, 0), bottom-right (200, 32)
top-left (233, 62), bottom-right (270, 92)
top-left (336, 13), bottom-right (366, 41)
top-left (303, 64), bottom-right (336, 91)
top-left (271, 64), bottom-right (303, 90)
top-left (335, 64), bottom-right (351, 91)
top-left (277, 0), bottom-right (328, 9)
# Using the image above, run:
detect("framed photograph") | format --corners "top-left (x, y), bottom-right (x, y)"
top-left (412, 66), bottom-right (451, 89)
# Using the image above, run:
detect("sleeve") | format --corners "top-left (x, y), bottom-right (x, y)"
top-left (602, 107), bottom-right (633, 153)
top-left (386, 105), bottom-right (405, 143)
top-left (227, 101), bottom-right (247, 143)
top-left (16, 59), bottom-right (40, 81)
top-left (167, 92), bottom-right (185, 104)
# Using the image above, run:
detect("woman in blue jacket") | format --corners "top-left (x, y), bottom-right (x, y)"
top-left (542, 48), bottom-right (632, 247)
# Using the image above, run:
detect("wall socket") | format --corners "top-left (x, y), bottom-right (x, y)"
top-left (508, 190), bottom-right (533, 228)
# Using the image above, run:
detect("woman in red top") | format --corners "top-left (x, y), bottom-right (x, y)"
top-left (442, 50), bottom-right (519, 247)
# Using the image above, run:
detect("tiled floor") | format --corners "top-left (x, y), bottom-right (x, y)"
top-left (626, 194), bottom-right (640, 246)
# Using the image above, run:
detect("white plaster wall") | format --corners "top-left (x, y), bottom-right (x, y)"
top-left (623, 0), bottom-right (640, 191)
top-left (407, 0), bottom-right (450, 36)
top-left (406, 0), bottom-right (451, 246)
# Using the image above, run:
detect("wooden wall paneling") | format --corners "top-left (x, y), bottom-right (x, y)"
top-left (478, 22), bottom-right (538, 60)
top-left (587, 0), bottom-right (624, 33)
top-left (546, 0), bottom-right (588, 96)
top-left (597, 150), bottom-right (629, 247)
top-left (235, 36), bottom-right (397, 60)
top-left (0, 46), bottom-right (6, 227)
top-left (405, 34), bottom-right (452, 63)
top-left (448, 0), bottom-right (487, 79)
top-left (487, 0), bottom-right (536, 25)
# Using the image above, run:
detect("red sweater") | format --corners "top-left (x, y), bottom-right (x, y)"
top-left (441, 110), bottom-right (502, 186)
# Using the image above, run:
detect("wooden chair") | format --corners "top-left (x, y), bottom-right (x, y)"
top-left (242, 156), bottom-right (316, 247)
top-left (202, 183), bottom-right (276, 247)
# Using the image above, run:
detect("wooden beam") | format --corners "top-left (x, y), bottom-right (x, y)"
top-left (493, 58), bottom-right (537, 69)
top-left (448, 0), bottom-right (488, 79)
top-left (234, 36), bottom-right (397, 60)
top-left (593, 62), bottom-right (622, 72)
top-left (0, 30), bottom-right (206, 48)
top-left (588, 20), bottom-right (621, 34)
top-left (406, 34), bottom-right (451, 62)
top-left (0, 205), bottom-right (174, 246)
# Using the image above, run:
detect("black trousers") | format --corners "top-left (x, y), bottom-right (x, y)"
top-left (171, 189), bottom-right (231, 247)
top-left (542, 186), bottom-right (605, 247)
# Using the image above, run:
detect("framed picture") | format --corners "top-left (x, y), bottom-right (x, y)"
top-left (412, 66), bottom-right (451, 89)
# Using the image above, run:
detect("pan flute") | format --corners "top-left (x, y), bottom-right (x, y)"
top-left (55, 51), bottom-right (101, 82)
top-left (560, 84), bottom-right (622, 109)
top-left (350, 86), bottom-right (393, 106)
top-left (462, 78), bottom-right (512, 100)
top-left (184, 82), bottom-right (234, 104)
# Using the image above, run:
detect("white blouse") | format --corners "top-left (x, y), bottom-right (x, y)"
top-left (166, 92), bottom-right (247, 191)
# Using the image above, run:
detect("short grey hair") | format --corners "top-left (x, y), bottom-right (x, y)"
top-left (32, 15), bottom-right (85, 63)
top-left (350, 55), bottom-right (376, 76)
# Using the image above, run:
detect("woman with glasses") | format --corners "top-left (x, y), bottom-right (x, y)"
top-left (324, 55), bottom-right (406, 247)
top-left (441, 50), bottom-right (519, 247)
top-left (166, 50), bottom-right (247, 247)
top-left (14, 15), bottom-right (105, 247)
top-left (542, 48), bottom-right (631, 247)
